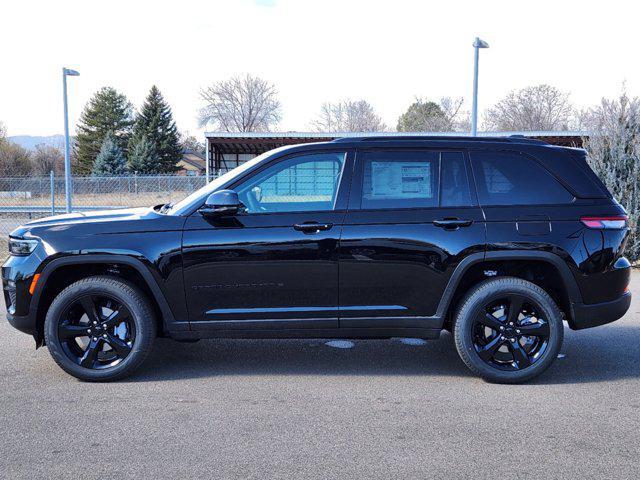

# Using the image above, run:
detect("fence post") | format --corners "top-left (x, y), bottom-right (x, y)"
top-left (50, 170), bottom-right (55, 215)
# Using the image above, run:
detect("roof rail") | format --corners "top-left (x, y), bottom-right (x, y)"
top-left (331, 135), bottom-right (548, 145)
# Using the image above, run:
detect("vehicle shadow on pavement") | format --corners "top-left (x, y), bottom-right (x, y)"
top-left (131, 324), bottom-right (640, 384)
top-left (134, 332), bottom-right (469, 381)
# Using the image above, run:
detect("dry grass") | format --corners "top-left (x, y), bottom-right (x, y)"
top-left (3, 191), bottom-right (191, 209)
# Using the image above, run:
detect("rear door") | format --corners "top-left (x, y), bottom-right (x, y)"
top-left (338, 148), bottom-right (486, 329)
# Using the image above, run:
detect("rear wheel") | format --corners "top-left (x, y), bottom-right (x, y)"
top-left (453, 277), bottom-right (563, 383)
top-left (44, 276), bottom-right (156, 381)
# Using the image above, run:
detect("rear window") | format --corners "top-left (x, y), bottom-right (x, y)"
top-left (471, 150), bottom-right (574, 205)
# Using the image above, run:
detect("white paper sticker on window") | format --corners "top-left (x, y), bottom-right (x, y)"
top-left (371, 162), bottom-right (431, 198)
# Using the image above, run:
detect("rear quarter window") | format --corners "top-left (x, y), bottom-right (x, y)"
top-left (471, 150), bottom-right (574, 206)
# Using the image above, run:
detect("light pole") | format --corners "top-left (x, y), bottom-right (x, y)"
top-left (62, 67), bottom-right (80, 213)
top-left (471, 37), bottom-right (489, 136)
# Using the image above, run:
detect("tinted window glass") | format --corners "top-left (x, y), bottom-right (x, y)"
top-left (440, 152), bottom-right (473, 207)
top-left (361, 151), bottom-right (439, 209)
top-left (471, 150), bottom-right (573, 205)
top-left (360, 150), bottom-right (473, 209)
top-left (236, 152), bottom-right (346, 213)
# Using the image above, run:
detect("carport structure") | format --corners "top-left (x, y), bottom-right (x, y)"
top-left (204, 131), bottom-right (587, 179)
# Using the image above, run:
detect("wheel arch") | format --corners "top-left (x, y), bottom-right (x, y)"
top-left (31, 254), bottom-right (177, 346)
top-left (437, 251), bottom-right (582, 329)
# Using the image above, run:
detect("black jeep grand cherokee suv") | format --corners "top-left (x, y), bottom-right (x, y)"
top-left (3, 136), bottom-right (631, 383)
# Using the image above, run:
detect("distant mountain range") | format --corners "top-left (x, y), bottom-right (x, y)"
top-left (8, 135), bottom-right (66, 150)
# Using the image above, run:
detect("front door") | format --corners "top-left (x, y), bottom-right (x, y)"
top-left (182, 149), bottom-right (352, 331)
top-left (338, 148), bottom-right (486, 330)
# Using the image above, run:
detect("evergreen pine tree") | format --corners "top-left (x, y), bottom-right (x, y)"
top-left (129, 86), bottom-right (181, 173)
top-left (127, 135), bottom-right (157, 173)
top-left (75, 87), bottom-right (134, 174)
top-left (92, 131), bottom-right (127, 175)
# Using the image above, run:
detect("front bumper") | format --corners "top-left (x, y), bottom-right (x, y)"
top-left (6, 311), bottom-right (36, 336)
top-left (3, 248), bottom-right (45, 340)
top-left (571, 291), bottom-right (632, 330)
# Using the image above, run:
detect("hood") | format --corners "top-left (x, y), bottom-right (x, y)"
top-left (10, 207), bottom-right (184, 238)
top-left (22, 207), bottom-right (152, 228)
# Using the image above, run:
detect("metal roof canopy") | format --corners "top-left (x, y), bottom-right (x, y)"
top-left (204, 131), bottom-right (588, 172)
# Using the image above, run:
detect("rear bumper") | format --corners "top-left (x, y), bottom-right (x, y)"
top-left (571, 291), bottom-right (632, 330)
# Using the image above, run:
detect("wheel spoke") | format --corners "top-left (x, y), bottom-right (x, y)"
top-left (59, 324), bottom-right (89, 339)
top-left (79, 338), bottom-right (101, 368)
top-left (508, 341), bottom-right (532, 369)
top-left (506, 295), bottom-right (524, 324)
top-left (105, 333), bottom-right (131, 358)
top-left (476, 335), bottom-right (505, 361)
top-left (79, 296), bottom-right (100, 324)
top-left (478, 312), bottom-right (504, 331)
top-left (101, 309), bottom-right (129, 329)
top-left (518, 322), bottom-right (550, 337)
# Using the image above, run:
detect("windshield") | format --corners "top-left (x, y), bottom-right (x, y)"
top-left (166, 149), bottom-right (280, 215)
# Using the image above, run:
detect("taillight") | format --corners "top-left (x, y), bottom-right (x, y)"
top-left (580, 215), bottom-right (627, 229)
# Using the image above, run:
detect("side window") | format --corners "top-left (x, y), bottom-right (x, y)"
top-left (359, 150), bottom-right (473, 210)
top-left (440, 152), bottom-right (473, 207)
top-left (471, 150), bottom-right (574, 205)
top-left (361, 150), bottom-right (439, 209)
top-left (235, 152), bottom-right (346, 213)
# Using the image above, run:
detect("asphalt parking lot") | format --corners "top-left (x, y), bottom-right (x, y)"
top-left (1, 275), bottom-right (639, 479)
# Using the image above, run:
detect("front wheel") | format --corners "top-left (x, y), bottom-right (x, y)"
top-left (44, 276), bottom-right (156, 381)
top-left (453, 277), bottom-right (564, 383)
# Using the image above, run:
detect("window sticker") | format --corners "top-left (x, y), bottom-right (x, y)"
top-left (370, 162), bottom-right (431, 198)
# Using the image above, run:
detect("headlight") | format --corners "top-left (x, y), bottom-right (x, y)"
top-left (8, 237), bottom-right (39, 256)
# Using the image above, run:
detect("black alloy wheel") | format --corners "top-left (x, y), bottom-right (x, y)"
top-left (453, 277), bottom-right (563, 383)
top-left (472, 294), bottom-right (550, 371)
top-left (45, 276), bottom-right (156, 381)
top-left (57, 294), bottom-right (136, 369)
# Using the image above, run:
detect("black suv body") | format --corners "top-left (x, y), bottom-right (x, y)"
top-left (2, 136), bottom-right (631, 382)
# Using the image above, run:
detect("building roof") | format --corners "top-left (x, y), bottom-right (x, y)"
top-left (205, 130), bottom-right (588, 139)
top-left (178, 151), bottom-right (206, 170)
top-left (205, 131), bottom-right (588, 153)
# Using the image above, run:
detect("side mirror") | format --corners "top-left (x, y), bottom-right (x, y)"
top-left (200, 189), bottom-right (243, 217)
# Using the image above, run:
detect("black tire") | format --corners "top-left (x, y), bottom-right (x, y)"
top-left (453, 277), bottom-right (563, 384)
top-left (44, 276), bottom-right (156, 381)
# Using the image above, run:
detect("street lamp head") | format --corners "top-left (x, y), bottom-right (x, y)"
top-left (63, 68), bottom-right (80, 76)
top-left (473, 37), bottom-right (489, 49)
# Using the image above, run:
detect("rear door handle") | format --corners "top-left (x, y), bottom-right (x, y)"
top-left (433, 218), bottom-right (473, 229)
top-left (293, 222), bottom-right (333, 233)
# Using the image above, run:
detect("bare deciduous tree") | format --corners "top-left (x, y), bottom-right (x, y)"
top-left (180, 132), bottom-right (206, 155)
top-left (440, 97), bottom-right (470, 131)
top-left (582, 90), bottom-right (640, 261)
top-left (198, 74), bottom-right (281, 132)
top-left (0, 141), bottom-right (32, 176)
top-left (484, 84), bottom-right (574, 131)
top-left (32, 144), bottom-right (64, 175)
top-left (310, 99), bottom-right (386, 132)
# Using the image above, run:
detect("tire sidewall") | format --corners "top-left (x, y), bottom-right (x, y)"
top-left (44, 277), bottom-right (155, 381)
top-left (454, 278), bottom-right (564, 383)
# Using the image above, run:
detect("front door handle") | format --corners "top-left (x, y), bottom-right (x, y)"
top-left (293, 222), bottom-right (333, 234)
top-left (433, 218), bottom-right (473, 230)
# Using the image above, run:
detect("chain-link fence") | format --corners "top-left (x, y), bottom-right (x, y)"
top-left (0, 174), bottom-right (211, 255)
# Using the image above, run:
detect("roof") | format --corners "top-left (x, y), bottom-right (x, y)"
top-left (204, 130), bottom-right (588, 139)
top-left (178, 152), bottom-right (206, 170)
top-left (205, 131), bottom-right (587, 154)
